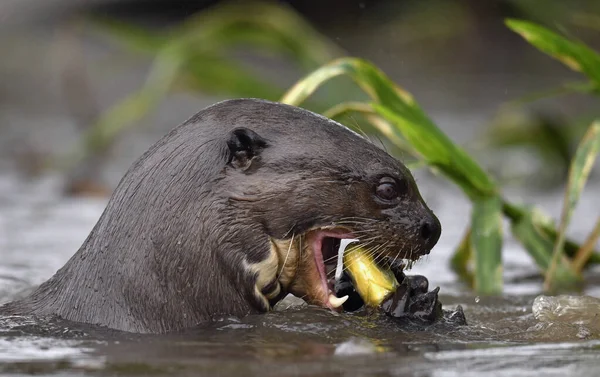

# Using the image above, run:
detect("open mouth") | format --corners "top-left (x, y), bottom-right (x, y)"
top-left (303, 228), bottom-right (357, 310)
top-left (282, 226), bottom-right (425, 312)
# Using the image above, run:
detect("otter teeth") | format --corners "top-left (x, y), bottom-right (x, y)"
top-left (328, 294), bottom-right (349, 308)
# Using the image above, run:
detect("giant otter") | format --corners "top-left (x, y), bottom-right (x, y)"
top-left (1, 99), bottom-right (441, 333)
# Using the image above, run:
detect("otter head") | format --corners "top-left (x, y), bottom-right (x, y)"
top-left (217, 99), bottom-right (441, 312)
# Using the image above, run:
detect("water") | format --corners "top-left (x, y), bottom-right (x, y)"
top-left (1, 171), bottom-right (599, 376)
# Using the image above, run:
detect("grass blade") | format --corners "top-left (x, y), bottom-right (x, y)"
top-left (508, 81), bottom-right (599, 105)
top-left (94, 1), bottom-right (340, 70)
top-left (89, 17), bottom-right (168, 53)
top-left (176, 52), bottom-right (283, 99)
top-left (176, 1), bottom-right (340, 68)
top-left (450, 228), bottom-right (474, 287)
top-left (81, 44), bottom-right (182, 158)
top-left (322, 101), bottom-right (417, 157)
top-left (504, 202), bottom-right (600, 265)
top-left (471, 196), bottom-right (503, 295)
top-left (545, 121), bottom-right (600, 290)
top-left (506, 19), bottom-right (600, 84)
top-left (78, 1), bottom-right (341, 160)
top-left (281, 57), bottom-right (498, 200)
top-left (511, 208), bottom-right (581, 290)
top-left (573, 217), bottom-right (600, 272)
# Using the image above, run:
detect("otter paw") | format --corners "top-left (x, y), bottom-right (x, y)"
top-left (380, 274), bottom-right (443, 324)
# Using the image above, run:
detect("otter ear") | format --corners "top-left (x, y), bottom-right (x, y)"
top-left (227, 127), bottom-right (268, 169)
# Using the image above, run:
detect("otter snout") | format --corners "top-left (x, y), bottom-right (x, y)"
top-left (419, 213), bottom-right (441, 253)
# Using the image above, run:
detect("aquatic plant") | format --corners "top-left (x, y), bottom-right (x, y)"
top-left (75, 1), bottom-right (341, 161)
top-left (281, 19), bottom-right (600, 294)
top-left (79, 3), bottom-right (599, 294)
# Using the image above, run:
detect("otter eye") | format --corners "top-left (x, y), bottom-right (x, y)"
top-left (375, 177), bottom-right (401, 201)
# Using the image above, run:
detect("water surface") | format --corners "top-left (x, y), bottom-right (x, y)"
top-left (1, 172), bottom-right (599, 376)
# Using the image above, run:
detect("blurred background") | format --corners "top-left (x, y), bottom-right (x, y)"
top-left (1, 0), bottom-right (600, 187)
top-left (0, 0), bottom-right (599, 298)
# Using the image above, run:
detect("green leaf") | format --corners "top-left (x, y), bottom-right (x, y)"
top-left (78, 1), bottom-right (341, 160)
top-left (322, 101), bottom-right (417, 157)
top-left (573, 217), bottom-right (600, 272)
top-left (506, 19), bottom-right (600, 84)
top-left (89, 17), bottom-right (168, 53)
top-left (510, 207), bottom-right (581, 291)
top-left (450, 228), bottom-right (475, 287)
top-left (94, 2), bottom-right (340, 69)
top-left (281, 57), bottom-right (498, 201)
top-left (179, 6), bottom-right (339, 69)
top-left (546, 120), bottom-right (600, 289)
top-left (176, 52), bottom-right (283, 99)
top-left (503, 202), bottom-right (600, 265)
top-left (80, 43), bottom-right (183, 159)
top-left (508, 81), bottom-right (600, 105)
top-left (471, 196), bottom-right (503, 295)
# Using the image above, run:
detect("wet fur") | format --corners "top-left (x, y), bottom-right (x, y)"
top-left (0, 99), bottom-right (438, 333)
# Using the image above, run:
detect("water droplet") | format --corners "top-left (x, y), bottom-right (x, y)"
top-left (474, 296), bottom-right (480, 303)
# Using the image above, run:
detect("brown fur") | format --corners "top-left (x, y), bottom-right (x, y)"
top-left (0, 99), bottom-right (440, 333)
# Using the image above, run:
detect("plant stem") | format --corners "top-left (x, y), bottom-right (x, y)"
top-left (572, 217), bottom-right (600, 273)
top-left (502, 201), bottom-right (524, 222)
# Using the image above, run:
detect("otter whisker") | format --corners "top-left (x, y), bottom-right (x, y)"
top-left (277, 233), bottom-right (295, 280)
top-left (322, 240), bottom-right (375, 267)
top-left (297, 235), bottom-right (303, 271)
top-left (389, 240), bottom-right (407, 267)
top-left (338, 241), bottom-right (389, 278)
top-left (335, 216), bottom-right (376, 223)
top-left (369, 241), bottom-right (389, 263)
top-left (326, 240), bottom-right (379, 278)
top-left (349, 118), bottom-right (370, 141)
top-left (350, 235), bottom-right (382, 245)
top-left (372, 241), bottom-right (391, 262)
top-left (334, 221), bottom-right (373, 226)
top-left (390, 240), bottom-right (407, 267)
top-left (390, 252), bottom-right (400, 268)
top-left (373, 133), bottom-right (389, 154)
top-left (332, 240), bottom-right (383, 278)
top-left (282, 222), bottom-right (297, 239)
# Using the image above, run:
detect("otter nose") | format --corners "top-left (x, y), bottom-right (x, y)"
top-left (419, 215), bottom-right (441, 251)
